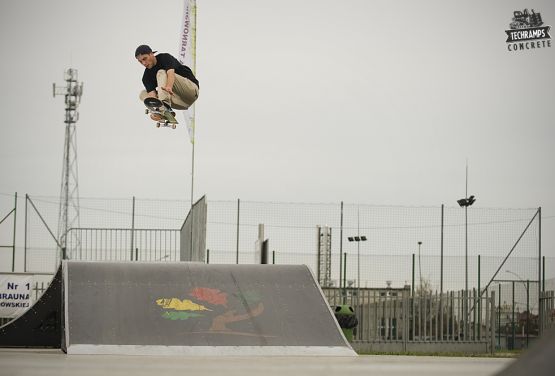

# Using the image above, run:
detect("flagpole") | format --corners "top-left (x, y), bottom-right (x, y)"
top-left (191, 140), bottom-right (195, 208)
top-left (177, 0), bottom-right (198, 260)
top-left (189, 0), bottom-right (197, 257)
top-left (190, 0), bottom-right (197, 210)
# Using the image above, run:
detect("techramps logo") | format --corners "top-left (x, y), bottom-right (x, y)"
top-left (505, 8), bottom-right (551, 52)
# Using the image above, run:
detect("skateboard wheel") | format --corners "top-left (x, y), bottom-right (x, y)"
top-left (145, 109), bottom-right (149, 114)
top-left (156, 123), bottom-right (161, 128)
top-left (172, 124), bottom-right (176, 129)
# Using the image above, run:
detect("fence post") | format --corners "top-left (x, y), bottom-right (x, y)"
top-left (339, 201), bottom-right (343, 290)
top-left (539, 290), bottom-right (543, 336)
top-left (24, 194), bottom-right (28, 272)
top-left (526, 279), bottom-right (529, 348)
top-left (342, 253), bottom-right (347, 304)
top-left (412, 254), bottom-right (415, 297)
top-left (404, 293), bottom-right (409, 351)
top-left (236, 198), bottom-right (240, 264)
top-left (440, 204), bottom-right (444, 295)
top-left (490, 290), bottom-right (495, 354)
top-left (0, 193), bottom-right (18, 270)
top-left (498, 283), bottom-right (501, 349)
top-left (543, 255), bottom-right (545, 292)
top-left (130, 196), bottom-right (135, 261)
top-left (478, 254), bottom-right (481, 339)
top-left (540, 206), bottom-right (545, 334)
top-left (439, 291), bottom-right (444, 342)
top-left (12, 192), bottom-right (17, 272)
top-left (541, 255), bottom-right (546, 333)
top-left (511, 281), bottom-right (515, 350)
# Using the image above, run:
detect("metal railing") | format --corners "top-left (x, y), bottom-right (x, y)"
top-left (540, 290), bottom-right (555, 333)
top-left (66, 228), bottom-right (181, 262)
top-left (323, 287), bottom-right (495, 348)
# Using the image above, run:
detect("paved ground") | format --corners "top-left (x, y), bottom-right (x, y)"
top-left (0, 349), bottom-right (513, 376)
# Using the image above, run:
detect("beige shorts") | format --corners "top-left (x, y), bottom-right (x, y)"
top-left (139, 70), bottom-right (199, 110)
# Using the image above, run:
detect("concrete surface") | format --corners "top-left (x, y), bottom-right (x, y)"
top-left (497, 328), bottom-right (555, 376)
top-left (0, 349), bottom-right (513, 376)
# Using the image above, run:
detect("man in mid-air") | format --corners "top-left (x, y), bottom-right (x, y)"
top-left (135, 44), bottom-right (199, 119)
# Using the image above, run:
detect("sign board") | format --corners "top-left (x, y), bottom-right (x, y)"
top-left (0, 275), bottom-right (32, 318)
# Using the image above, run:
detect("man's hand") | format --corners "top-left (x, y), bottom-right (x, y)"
top-left (163, 69), bottom-right (177, 96)
top-left (162, 85), bottom-right (174, 95)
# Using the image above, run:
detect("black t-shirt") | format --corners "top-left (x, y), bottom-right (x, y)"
top-left (142, 53), bottom-right (199, 93)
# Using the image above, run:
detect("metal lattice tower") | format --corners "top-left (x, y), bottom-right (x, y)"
top-left (316, 226), bottom-right (332, 287)
top-left (53, 68), bottom-right (83, 259)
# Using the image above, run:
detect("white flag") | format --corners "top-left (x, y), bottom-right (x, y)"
top-left (178, 0), bottom-right (197, 144)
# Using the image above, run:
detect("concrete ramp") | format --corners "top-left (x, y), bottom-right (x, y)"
top-left (62, 261), bottom-right (356, 356)
top-left (497, 328), bottom-right (555, 376)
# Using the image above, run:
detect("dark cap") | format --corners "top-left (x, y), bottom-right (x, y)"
top-left (135, 45), bottom-right (157, 57)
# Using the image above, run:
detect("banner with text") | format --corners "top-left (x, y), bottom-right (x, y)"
top-left (0, 275), bottom-right (32, 317)
top-left (178, 0), bottom-right (197, 144)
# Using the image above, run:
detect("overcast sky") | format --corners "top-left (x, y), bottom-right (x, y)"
top-left (1, 0), bottom-right (554, 257)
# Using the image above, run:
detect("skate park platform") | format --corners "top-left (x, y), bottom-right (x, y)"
top-left (1, 261), bottom-right (355, 357)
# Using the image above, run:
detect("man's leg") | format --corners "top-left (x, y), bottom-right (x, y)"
top-left (172, 74), bottom-right (199, 110)
top-left (155, 70), bottom-right (198, 110)
top-left (139, 90), bottom-right (150, 102)
top-left (155, 70), bottom-right (172, 104)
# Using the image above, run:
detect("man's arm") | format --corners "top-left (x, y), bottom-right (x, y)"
top-left (162, 69), bottom-right (176, 95)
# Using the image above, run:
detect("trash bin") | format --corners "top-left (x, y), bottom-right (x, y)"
top-left (334, 305), bottom-right (358, 341)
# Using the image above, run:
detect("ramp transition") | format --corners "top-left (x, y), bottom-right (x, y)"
top-left (62, 261), bottom-right (356, 356)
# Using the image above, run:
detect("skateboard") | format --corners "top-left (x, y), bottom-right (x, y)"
top-left (143, 97), bottom-right (178, 129)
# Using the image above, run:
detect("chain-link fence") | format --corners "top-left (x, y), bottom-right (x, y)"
top-left (206, 201), bottom-right (544, 292)
top-left (1, 193), bottom-right (554, 349)
top-left (0, 194), bottom-right (549, 288)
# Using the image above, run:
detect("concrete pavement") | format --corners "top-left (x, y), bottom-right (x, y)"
top-left (0, 349), bottom-right (513, 376)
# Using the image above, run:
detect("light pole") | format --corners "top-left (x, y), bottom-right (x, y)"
top-left (457, 194), bottom-right (475, 294)
top-left (348, 235), bottom-right (367, 288)
top-left (457, 163), bottom-right (475, 340)
top-left (457, 163), bottom-right (475, 295)
top-left (417, 241), bottom-right (423, 289)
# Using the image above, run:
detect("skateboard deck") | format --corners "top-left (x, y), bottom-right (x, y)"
top-left (144, 97), bottom-right (178, 129)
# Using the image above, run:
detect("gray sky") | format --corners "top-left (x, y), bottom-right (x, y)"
top-left (1, 0), bottom-right (554, 256)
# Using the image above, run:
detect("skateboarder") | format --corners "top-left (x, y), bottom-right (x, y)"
top-left (135, 45), bottom-right (199, 115)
